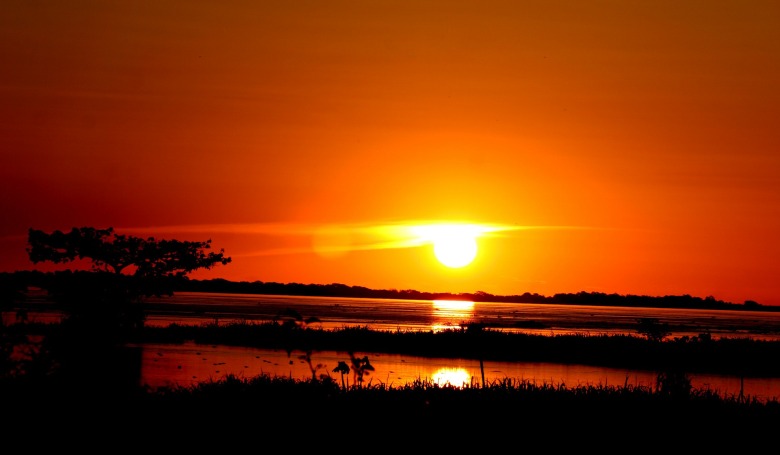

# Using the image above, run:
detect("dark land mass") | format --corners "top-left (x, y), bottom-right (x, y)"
top-left (177, 277), bottom-right (772, 311)
top-left (3, 270), bottom-right (774, 311)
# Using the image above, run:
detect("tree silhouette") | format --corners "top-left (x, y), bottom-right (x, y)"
top-left (22, 226), bottom-right (233, 389)
top-left (27, 227), bottom-right (231, 277)
top-left (635, 317), bottom-right (671, 342)
top-left (26, 226), bottom-right (232, 331)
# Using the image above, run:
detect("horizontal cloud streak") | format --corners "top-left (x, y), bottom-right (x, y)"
top-left (116, 221), bottom-right (594, 258)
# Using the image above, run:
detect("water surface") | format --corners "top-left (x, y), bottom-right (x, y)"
top-left (142, 292), bottom-right (780, 340)
top-left (136, 341), bottom-right (780, 403)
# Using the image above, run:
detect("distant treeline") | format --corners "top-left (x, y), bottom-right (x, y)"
top-left (1, 270), bottom-right (771, 312)
top-left (176, 277), bottom-right (772, 312)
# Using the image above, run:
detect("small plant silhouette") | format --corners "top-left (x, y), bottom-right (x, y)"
top-left (332, 361), bottom-right (351, 388)
top-left (298, 349), bottom-right (327, 380)
top-left (347, 351), bottom-right (375, 388)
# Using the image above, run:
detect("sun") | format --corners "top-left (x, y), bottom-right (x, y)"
top-left (407, 222), bottom-right (501, 269)
top-left (430, 226), bottom-right (479, 268)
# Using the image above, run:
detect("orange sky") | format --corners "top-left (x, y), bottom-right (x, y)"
top-left (2, 1), bottom-right (779, 305)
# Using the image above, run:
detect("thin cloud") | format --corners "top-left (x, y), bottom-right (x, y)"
top-left (116, 221), bottom-right (593, 258)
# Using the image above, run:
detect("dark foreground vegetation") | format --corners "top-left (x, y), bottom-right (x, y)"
top-left (6, 371), bottom-right (777, 447)
top-left (4, 313), bottom-right (780, 445)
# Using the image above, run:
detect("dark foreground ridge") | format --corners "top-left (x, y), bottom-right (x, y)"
top-left (4, 359), bottom-right (779, 448)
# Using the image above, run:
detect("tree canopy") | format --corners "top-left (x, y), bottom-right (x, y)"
top-left (27, 227), bottom-right (231, 278)
top-left (22, 227), bottom-right (232, 333)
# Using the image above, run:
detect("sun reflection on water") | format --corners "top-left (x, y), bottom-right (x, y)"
top-left (432, 367), bottom-right (473, 387)
top-left (433, 299), bottom-right (475, 312)
top-left (431, 300), bottom-right (475, 332)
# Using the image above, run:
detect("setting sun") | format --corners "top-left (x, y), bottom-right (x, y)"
top-left (410, 223), bottom-right (487, 268)
top-left (433, 231), bottom-right (478, 268)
